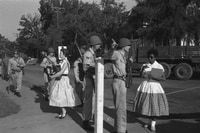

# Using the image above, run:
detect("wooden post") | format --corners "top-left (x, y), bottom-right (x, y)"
top-left (95, 58), bottom-right (104, 133)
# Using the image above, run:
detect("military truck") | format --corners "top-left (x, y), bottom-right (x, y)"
top-left (103, 39), bottom-right (200, 80)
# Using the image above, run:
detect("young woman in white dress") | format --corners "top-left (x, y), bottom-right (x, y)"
top-left (49, 48), bottom-right (81, 119)
top-left (133, 49), bottom-right (169, 131)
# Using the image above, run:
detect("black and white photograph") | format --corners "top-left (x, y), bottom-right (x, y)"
top-left (0, 0), bottom-right (200, 133)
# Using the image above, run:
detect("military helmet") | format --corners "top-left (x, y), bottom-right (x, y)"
top-left (89, 35), bottom-right (102, 46)
top-left (48, 47), bottom-right (54, 53)
top-left (118, 38), bottom-right (131, 48)
top-left (13, 49), bottom-right (19, 54)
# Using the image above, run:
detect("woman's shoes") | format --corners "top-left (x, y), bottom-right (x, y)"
top-left (144, 124), bottom-right (156, 132)
top-left (56, 113), bottom-right (66, 119)
top-left (59, 113), bottom-right (66, 119)
top-left (150, 126), bottom-right (156, 132)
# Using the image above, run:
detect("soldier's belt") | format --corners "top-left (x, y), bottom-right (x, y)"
top-left (113, 75), bottom-right (126, 81)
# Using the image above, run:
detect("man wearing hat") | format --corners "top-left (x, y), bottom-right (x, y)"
top-left (111, 38), bottom-right (131, 133)
top-left (40, 47), bottom-right (57, 100)
top-left (82, 35), bottom-right (102, 131)
top-left (8, 50), bottom-right (25, 97)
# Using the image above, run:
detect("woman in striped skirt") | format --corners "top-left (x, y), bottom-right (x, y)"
top-left (133, 48), bottom-right (169, 132)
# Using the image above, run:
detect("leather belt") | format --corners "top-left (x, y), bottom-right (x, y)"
top-left (62, 74), bottom-right (68, 76)
top-left (113, 75), bottom-right (126, 81)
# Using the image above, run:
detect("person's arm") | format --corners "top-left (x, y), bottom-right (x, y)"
top-left (19, 58), bottom-right (25, 67)
top-left (149, 72), bottom-right (166, 81)
top-left (111, 50), bottom-right (119, 65)
top-left (73, 60), bottom-right (81, 82)
top-left (50, 60), bottom-right (68, 79)
top-left (40, 58), bottom-right (48, 68)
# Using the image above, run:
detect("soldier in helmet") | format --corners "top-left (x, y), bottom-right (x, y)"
top-left (40, 47), bottom-right (57, 100)
top-left (111, 38), bottom-right (131, 133)
top-left (7, 50), bottom-right (25, 97)
top-left (82, 35), bottom-right (102, 131)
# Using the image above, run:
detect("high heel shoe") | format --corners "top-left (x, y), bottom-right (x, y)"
top-left (55, 113), bottom-right (62, 118)
top-left (59, 112), bottom-right (66, 119)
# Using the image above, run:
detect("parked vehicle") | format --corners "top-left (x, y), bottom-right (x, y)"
top-left (103, 39), bottom-right (200, 80)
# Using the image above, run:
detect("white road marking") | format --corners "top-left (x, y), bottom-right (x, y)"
top-left (166, 86), bottom-right (200, 95)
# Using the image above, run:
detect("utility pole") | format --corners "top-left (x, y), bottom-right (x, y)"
top-left (13, 33), bottom-right (19, 49)
top-left (50, 0), bottom-right (65, 28)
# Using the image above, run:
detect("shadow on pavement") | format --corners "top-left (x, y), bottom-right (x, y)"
top-left (30, 85), bottom-right (59, 114)
top-left (160, 113), bottom-right (200, 120)
top-left (30, 85), bottom-right (93, 133)
top-left (157, 120), bottom-right (200, 133)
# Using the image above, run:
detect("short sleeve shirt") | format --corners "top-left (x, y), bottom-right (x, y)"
top-left (111, 50), bottom-right (127, 77)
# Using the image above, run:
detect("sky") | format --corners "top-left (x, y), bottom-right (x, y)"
top-left (0, 0), bottom-right (136, 41)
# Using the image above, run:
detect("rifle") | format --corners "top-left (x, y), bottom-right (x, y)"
top-left (126, 36), bottom-right (134, 88)
top-left (41, 52), bottom-right (61, 80)
top-left (74, 33), bottom-right (82, 57)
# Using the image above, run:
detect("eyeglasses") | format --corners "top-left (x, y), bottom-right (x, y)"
top-left (148, 56), bottom-right (154, 59)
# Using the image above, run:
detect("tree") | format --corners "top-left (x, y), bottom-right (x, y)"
top-left (128, 0), bottom-right (197, 46)
top-left (17, 13), bottom-right (43, 57)
top-left (39, 0), bottom-right (129, 61)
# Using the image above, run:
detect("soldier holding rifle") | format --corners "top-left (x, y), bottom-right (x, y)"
top-left (40, 47), bottom-right (57, 100)
top-left (82, 35), bottom-right (102, 131)
top-left (111, 38), bottom-right (131, 133)
top-left (8, 50), bottom-right (25, 97)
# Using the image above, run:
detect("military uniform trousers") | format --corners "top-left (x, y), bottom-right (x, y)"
top-left (83, 76), bottom-right (95, 121)
top-left (112, 78), bottom-right (127, 133)
top-left (11, 71), bottom-right (23, 92)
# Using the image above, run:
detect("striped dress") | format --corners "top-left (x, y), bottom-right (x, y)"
top-left (133, 61), bottom-right (169, 116)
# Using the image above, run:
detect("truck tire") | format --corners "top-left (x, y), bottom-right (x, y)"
top-left (104, 63), bottom-right (114, 78)
top-left (160, 62), bottom-right (171, 79)
top-left (174, 63), bottom-right (193, 80)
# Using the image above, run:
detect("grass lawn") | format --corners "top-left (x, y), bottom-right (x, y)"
top-left (0, 91), bottom-right (20, 118)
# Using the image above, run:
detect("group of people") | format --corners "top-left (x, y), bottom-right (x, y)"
top-left (1, 34), bottom-right (169, 133)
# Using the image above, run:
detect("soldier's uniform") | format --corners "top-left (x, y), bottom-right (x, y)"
top-left (8, 51), bottom-right (25, 97)
top-left (111, 38), bottom-right (131, 133)
top-left (82, 35), bottom-right (102, 131)
top-left (40, 48), bottom-right (57, 98)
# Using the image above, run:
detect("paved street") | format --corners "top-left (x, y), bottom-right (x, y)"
top-left (0, 65), bottom-right (200, 133)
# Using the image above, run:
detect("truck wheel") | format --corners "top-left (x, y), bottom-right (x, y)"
top-left (104, 63), bottom-right (113, 78)
top-left (174, 63), bottom-right (193, 80)
top-left (160, 62), bottom-right (171, 79)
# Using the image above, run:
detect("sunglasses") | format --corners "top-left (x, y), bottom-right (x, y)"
top-left (148, 56), bottom-right (154, 59)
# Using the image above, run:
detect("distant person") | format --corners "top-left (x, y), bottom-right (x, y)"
top-left (133, 48), bottom-right (169, 132)
top-left (40, 48), bottom-right (57, 100)
top-left (1, 53), bottom-right (10, 81)
top-left (111, 38), bottom-right (131, 133)
top-left (73, 45), bottom-right (87, 105)
top-left (49, 48), bottom-right (81, 119)
top-left (0, 57), bottom-right (2, 76)
top-left (82, 35), bottom-right (102, 131)
top-left (7, 50), bottom-right (25, 97)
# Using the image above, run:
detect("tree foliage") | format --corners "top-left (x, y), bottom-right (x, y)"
top-left (129, 0), bottom-right (200, 46)
top-left (38, 0), bottom-right (129, 61)
top-left (17, 13), bottom-right (43, 57)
